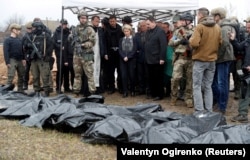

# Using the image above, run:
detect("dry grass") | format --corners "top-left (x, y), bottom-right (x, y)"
top-left (0, 119), bottom-right (116, 160)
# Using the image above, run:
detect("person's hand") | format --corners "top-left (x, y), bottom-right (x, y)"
top-left (64, 62), bottom-right (68, 66)
top-left (229, 32), bottom-right (235, 40)
top-left (104, 55), bottom-right (108, 60)
top-left (245, 66), bottom-right (250, 72)
top-left (124, 57), bottom-right (128, 62)
top-left (22, 60), bottom-right (26, 66)
top-left (7, 64), bottom-right (11, 68)
top-left (160, 60), bottom-right (165, 65)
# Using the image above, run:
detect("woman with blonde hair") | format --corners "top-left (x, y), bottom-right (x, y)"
top-left (119, 24), bottom-right (137, 97)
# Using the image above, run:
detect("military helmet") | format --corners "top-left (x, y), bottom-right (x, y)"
top-left (211, 7), bottom-right (226, 19)
top-left (180, 12), bottom-right (193, 22)
top-left (77, 10), bottom-right (88, 19)
top-left (33, 17), bottom-right (42, 22)
top-left (25, 21), bottom-right (33, 29)
top-left (172, 15), bottom-right (181, 23)
top-left (32, 21), bottom-right (45, 33)
top-left (60, 18), bottom-right (68, 24)
top-left (244, 16), bottom-right (250, 23)
top-left (9, 23), bottom-right (22, 31)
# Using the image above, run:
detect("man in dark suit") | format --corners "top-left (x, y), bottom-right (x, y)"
top-left (145, 16), bottom-right (167, 101)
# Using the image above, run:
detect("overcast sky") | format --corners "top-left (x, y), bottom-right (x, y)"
top-left (0, 0), bottom-right (249, 30)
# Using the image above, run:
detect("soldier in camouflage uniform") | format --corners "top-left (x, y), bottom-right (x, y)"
top-left (72, 10), bottom-right (96, 96)
top-left (168, 13), bottom-right (194, 108)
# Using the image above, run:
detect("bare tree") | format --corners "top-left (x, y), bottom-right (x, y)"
top-left (4, 13), bottom-right (25, 30)
top-left (223, 3), bottom-right (237, 18)
top-left (0, 24), bottom-right (4, 32)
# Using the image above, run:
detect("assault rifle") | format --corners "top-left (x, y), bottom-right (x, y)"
top-left (179, 29), bottom-right (192, 57)
top-left (25, 35), bottom-right (43, 59)
top-left (70, 26), bottom-right (90, 55)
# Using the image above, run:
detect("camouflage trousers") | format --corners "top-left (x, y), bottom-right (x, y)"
top-left (7, 58), bottom-right (25, 91)
top-left (30, 60), bottom-right (50, 92)
top-left (171, 57), bottom-right (193, 104)
top-left (73, 55), bottom-right (96, 94)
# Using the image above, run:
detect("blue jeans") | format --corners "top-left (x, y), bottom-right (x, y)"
top-left (212, 61), bottom-right (231, 111)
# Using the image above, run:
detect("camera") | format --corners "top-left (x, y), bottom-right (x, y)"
top-left (237, 69), bottom-right (250, 84)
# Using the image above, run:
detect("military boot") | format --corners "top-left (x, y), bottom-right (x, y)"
top-left (231, 114), bottom-right (248, 123)
top-left (23, 82), bottom-right (28, 90)
top-left (74, 93), bottom-right (80, 98)
top-left (234, 90), bottom-right (240, 100)
top-left (44, 91), bottom-right (50, 97)
top-left (185, 100), bottom-right (193, 108)
top-left (170, 97), bottom-right (177, 106)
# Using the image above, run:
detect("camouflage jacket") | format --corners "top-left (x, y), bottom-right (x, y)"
top-left (168, 26), bottom-right (193, 56)
top-left (73, 23), bottom-right (96, 56)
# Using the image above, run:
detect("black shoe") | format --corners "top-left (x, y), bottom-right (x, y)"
top-left (83, 92), bottom-right (91, 97)
top-left (56, 88), bottom-right (63, 94)
top-left (56, 90), bottom-right (63, 94)
top-left (44, 91), bottom-right (50, 97)
top-left (153, 97), bottom-right (163, 101)
top-left (49, 88), bottom-right (53, 93)
top-left (231, 114), bottom-right (248, 123)
top-left (64, 88), bottom-right (72, 93)
top-left (123, 92), bottom-right (128, 98)
top-left (131, 92), bottom-right (135, 97)
top-left (23, 84), bottom-right (28, 90)
top-left (138, 90), bottom-right (145, 95)
top-left (108, 90), bottom-right (115, 94)
top-left (146, 95), bottom-right (153, 99)
top-left (119, 89), bottom-right (123, 94)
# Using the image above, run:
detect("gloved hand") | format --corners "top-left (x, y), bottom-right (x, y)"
top-left (180, 39), bottom-right (189, 45)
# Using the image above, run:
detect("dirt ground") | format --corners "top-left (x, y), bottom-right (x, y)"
top-left (0, 45), bottom-right (248, 124)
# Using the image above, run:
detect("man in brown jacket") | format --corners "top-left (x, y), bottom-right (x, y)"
top-left (189, 7), bottom-right (222, 112)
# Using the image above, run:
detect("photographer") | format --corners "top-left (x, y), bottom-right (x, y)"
top-left (230, 17), bottom-right (250, 123)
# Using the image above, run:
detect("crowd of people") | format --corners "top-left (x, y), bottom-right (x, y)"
top-left (3, 7), bottom-right (250, 123)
